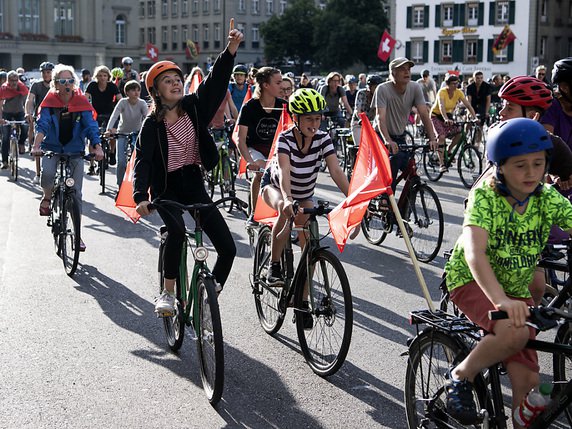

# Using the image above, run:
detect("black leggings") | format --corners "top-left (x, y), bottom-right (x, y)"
top-left (157, 165), bottom-right (236, 286)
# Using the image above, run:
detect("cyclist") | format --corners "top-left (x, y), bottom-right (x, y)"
top-left (79, 68), bottom-right (91, 93)
top-left (443, 118), bottom-right (572, 426)
top-left (344, 75), bottom-right (358, 110)
top-left (373, 57), bottom-right (438, 188)
top-left (280, 76), bottom-right (295, 100)
top-left (430, 73), bottom-right (477, 173)
top-left (416, 69), bottom-right (436, 107)
top-left (133, 22), bottom-right (243, 315)
top-left (30, 64), bottom-right (103, 251)
top-left (0, 70), bottom-right (29, 169)
top-left (350, 74), bottom-right (382, 146)
top-left (25, 61), bottom-right (54, 184)
top-left (118, 57), bottom-right (139, 96)
top-left (236, 67), bottom-right (286, 226)
top-left (319, 71), bottom-right (353, 129)
top-left (85, 65), bottom-right (122, 171)
top-left (261, 89), bottom-right (353, 290)
top-left (541, 57), bottom-right (572, 148)
top-left (228, 64), bottom-right (250, 110)
top-left (105, 80), bottom-right (148, 189)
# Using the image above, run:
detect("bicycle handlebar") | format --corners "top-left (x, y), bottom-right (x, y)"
top-left (2, 120), bottom-right (27, 125)
top-left (149, 196), bottom-right (248, 213)
top-left (275, 200), bottom-right (333, 239)
top-left (488, 306), bottom-right (572, 331)
top-left (43, 151), bottom-right (94, 161)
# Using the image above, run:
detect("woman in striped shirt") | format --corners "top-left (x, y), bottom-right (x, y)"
top-left (261, 88), bottom-right (352, 287)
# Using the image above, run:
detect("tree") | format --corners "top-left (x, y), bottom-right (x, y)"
top-left (260, 0), bottom-right (320, 73)
top-left (314, 0), bottom-right (389, 70)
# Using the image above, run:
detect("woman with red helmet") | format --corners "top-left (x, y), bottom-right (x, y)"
top-left (540, 57), bottom-right (572, 150)
top-left (133, 19), bottom-right (243, 315)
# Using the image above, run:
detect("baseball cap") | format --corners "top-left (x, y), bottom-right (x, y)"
top-left (389, 57), bottom-right (414, 72)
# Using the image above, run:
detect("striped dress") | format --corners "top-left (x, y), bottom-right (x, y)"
top-left (269, 128), bottom-right (335, 201)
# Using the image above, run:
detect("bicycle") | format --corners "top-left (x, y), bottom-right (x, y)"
top-left (5, 120), bottom-right (26, 181)
top-left (251, 200), bottom-right (353, 376)
top-left (148, 195), bottom-right (247, 405)
top-left (423, 120), bottom-right (483, 189)
top-left (44, 151), bottom-right (92, 276)
top-left (404, 306), bottom-right (572, 428)
top-left (204, 126), bottom-right (237, 213)
top-left (361, 144), bottom-right (444, 263)
top-left (97, 131), bottom-right (110, 195)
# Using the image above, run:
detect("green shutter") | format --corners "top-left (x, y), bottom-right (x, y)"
top-left (478, 3), bottom-right (484, 25)
top-left (508, 42), bottom-right (514, 61)
top-left (509, 0), bottom-right (515, 24)
top-left (423, 41), bottom-right (429, 62)
top-left (489, 1), bottom-right (496, 25)
top-left (407, 6), bottom-right (412, 28)
top-left (453, 40), bottom-right (464, 62)
top-left (434, 40), bottom-right (440, 62)
top-left (453, 4), bottom-right (460, 26)
top-left (459, 4), bottom-right (466, 26)
top-left (477, 39), bottom-right (484, 61)
top-left (406, 41), bottom-right (411, 59)
top-left (487, 39), bottom-right (494, 62)
top-left (435, 5), bottom-right (441, 27)
top-left (424, 5), bottom-right (429, 28)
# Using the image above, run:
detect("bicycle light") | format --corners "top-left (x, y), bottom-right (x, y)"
top-left (65, 178), bottom-right (75, 187)
top-left (193, 246), bottom-right (209, 261)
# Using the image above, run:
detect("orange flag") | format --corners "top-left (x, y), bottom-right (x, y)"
top-left (233, 85), bottom-right (253, 177)
top-left (328, 113), bottom-right (393, 252)
top-left (115, 151), bottom-right (141, 224)
top-left (189, 71), bottom-right (203, 93)
top-left (252, 105), bottom-right (293, 225)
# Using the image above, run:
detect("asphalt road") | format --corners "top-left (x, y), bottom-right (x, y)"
top-left (0, 154), bottom-right (470, 428)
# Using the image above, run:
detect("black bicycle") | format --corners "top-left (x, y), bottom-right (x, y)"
top-left (45, 151), bottom-right (92, 276)
top-left (97, 132), bottom-right (110, 195)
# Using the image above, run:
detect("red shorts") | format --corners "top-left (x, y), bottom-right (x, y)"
top-left (450, 281), bottom-right (539, 372)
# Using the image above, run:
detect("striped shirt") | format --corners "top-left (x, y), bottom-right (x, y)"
top-left (165, 113), bottom-right (200, 172)
top-left (269, 128), bottom-right (335, 200)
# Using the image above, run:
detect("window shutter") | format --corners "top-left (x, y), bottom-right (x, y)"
top-left (459, 4), bottom-right (466, 26)
top-left (509, 1), bottom-right (515, 24)
top-left (424, 6), bottom-right (430, 28)
top-left (477, 39), bottom-right (484, 61)
top-left (478, 2), bottom-right (484, 25)
top-left (453, 4), bottom-right (460, 26)
top-left (453, 40), bottom-right (464, 62)
top-left (406, 41), bottom-right (411, 59)
top-left (434, 40), bottom-right (440, 62)
top-left (423, 41), bottom-right (429, 62)
top-left (407, 6), bottom-right (412, 28)
top-left (508, 42), bottom-right (514, 61)
top-left (489, 1), bottom-right (496, 25)
top-left (487, 39), bottom-right (494, 62)
top-left (435, 5), bottom-right (441, 27)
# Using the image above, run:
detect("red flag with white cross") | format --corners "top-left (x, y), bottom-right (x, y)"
top-left (377, 30), bottom-right (396, 62)
top-left (146, 43), bottom-right (159, 62)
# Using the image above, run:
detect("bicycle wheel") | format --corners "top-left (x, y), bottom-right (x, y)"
top-left (253, 227), bottom-right (285, 334)
top-left (334, 134), bottom-right (346, 171)
top-left (422, 149), bottom-right (443, 182)
top-left (553, 323), bottom-right (572, 424)
top-left (61, 196), bottom-right (81, 276)
top-left (405, 184), bottom-right (444, 263)
top-left (361, 196), bottom-right (391, 245)
top-left (158, 238), bottom-right (185, 352)
top-left (99, 159), bottom-right (106, 195)
top-left (220, 155), bottom-right (235, 213)
top-left (405, 330), bottom-right (490, 428)
top-left (457, 145), bottom-right (482, 189)
top-left (196, 275), bottom-right (224, 405)
top-left (9, 137), bottom-right (18, 181)
top-left (295, 249), bottom-right (353, 377)
top-left (50, 188), bottom-right (63, 255)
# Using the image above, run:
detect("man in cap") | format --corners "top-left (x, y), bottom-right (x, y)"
top-left (118, 56), bottom-right (139, 96)
top-left (416, 69), bottom-right (436, 106)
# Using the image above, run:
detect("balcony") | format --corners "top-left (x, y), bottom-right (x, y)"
top-left (55, 35), bottom-right (84, 43)
top-left (19, 33), bottom-right (49, 42)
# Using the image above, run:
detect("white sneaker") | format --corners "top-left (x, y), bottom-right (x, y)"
top-left (155, 291), bottom-right (176, 315)
top-left (33, 175), bottom-right (40, 184)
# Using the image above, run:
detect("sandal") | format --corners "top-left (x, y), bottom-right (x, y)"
top-left (39, 198), bottom-right (51, 216)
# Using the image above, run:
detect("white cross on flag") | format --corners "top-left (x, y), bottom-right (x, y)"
top-left (377, 30), bottom-right (396, 62)
top-left (146, 43), bottom-right (159, 62)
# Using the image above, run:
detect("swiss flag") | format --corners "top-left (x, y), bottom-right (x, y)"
top-left (146, 43), bottom-right (159, 62)
top-left (377, 30), bottom-right (396, 62)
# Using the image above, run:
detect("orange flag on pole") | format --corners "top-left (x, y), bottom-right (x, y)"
top-left (233, 85), bottom-right (253, 177)
top-left (328, 113), bottom-right (393, 252)
top-left (115, 150), bottom-right (141, 224)
top-left (189, 71), bottom-right (203, 93)
top-left (252, 105), bottom-right (293, 225)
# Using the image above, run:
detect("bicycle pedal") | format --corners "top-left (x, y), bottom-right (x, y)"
top-left (155, 310), bottom-right (174, 318)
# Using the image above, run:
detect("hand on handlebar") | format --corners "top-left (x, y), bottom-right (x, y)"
top-left (31, 145), bottom-right (42, 157)
top-left (282, 199), bottom-right (295, 218)
top-left (136, 200), bottom-right (153, 216)
top-left (91, 144), bottom-right (104, 161)
top-left (496, 298), bottom-right (530, 329)
top-left (388, 140), bottom-right (399, 155)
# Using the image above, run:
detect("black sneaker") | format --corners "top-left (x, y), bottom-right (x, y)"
top-left (87, 165), bottom-right (96, 176)
top-left (266, 262), bottom-right (284, 287)
top-left (108, 151), bottom-right (116, 166)
top-left (301, 301), bottom-right (314, 330)
top-left (445, 370), bottom-right (478, 425)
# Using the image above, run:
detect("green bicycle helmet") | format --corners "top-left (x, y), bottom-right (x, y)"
top-left (111, 67), bottom-right (124, 79)
top-left (288, 88), bottom-right (326, 115)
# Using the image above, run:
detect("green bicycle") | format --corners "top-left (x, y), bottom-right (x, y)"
top-left (149, 195), bottom-right (246, 405)
top-left (204, 126), bottom-right (237, 213)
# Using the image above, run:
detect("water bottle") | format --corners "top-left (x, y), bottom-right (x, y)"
top-left (513, 383), bottom-right (552, 427)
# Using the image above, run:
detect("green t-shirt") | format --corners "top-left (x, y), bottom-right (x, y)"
top-left (445, 182), bottom-right (572, 298)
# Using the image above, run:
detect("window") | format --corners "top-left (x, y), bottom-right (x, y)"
top-left (148, 26), bottom-right (156, 44)
top-left (237, 22), bottom-right (245, 47)
top-left (238, 0), bottom-right (245, 12)
top-left (53, 1), bottom-right (73, 36)
top-left (465, 39), bottom-right (477, 63)
top-left (280, 0), bottom-right (286, 14)
top-left (192, 24), bottom-right (198, 43)
top-left (442, 4), bottom-right (453, 27)
top-left (182, 24), bottom-right (188, 44)
top-left (172, 0), bottom-right (178, 16)
top-left (467, 3), bottom-right (478, 26)
top-left (115, 15), bottom-right (126, 45)
top-left (496, 1), bottom-right (509, 25)
top-left (411, 40), bottom-right (424, 63)
top-left (266, 0), bottom-right (274, 15)
top-left (182, 0), bottom-right (188, 16)
top-left (252, 0), bottom-right (259, 14)
top-left (161, 0), bottom-right (167, 16)
top-left (540, 36), bottom-right (547, 57)
top-left (140, 1), bottom-right (145, 17)
top-left (203, 24), bottom-right (209, 48)
top-left (412, 5), bottom-right (425, 28)
top-left (161, 26), bottom-right (168, 50)
top-left (192, 0), bottom-right (198, 13)
top-left (148, 0), bottom-right (156, 18)
top-left (252, 24), bottom-right (259, 48)
top-left (172, 26), bottom-right (178, 50)
top-left (540, 0), bottom-right (548, 22)
top-left (214, 0), bottom-right (220, 12)
top-left (493, 46), bottom-right (508, 63)
top-left (140, 27), bottom-right (145, 45)
top-left (214, 22), bottom-right (220, 47)
top-left (203, 0), bottom-right (209, 13)
top-left (441, 40), bottom-right (452, 63)
top-left (20, 0), bottom-right (41, 33)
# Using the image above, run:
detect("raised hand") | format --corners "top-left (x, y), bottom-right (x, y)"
top-left (227, 18), bottom-right (243, 55)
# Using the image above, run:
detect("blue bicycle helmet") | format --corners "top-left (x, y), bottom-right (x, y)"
top-left (487, 118), bottom-right (552, 166)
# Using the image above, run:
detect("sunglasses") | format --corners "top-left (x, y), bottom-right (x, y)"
top-left (57, 78), bottom-right (75, 85)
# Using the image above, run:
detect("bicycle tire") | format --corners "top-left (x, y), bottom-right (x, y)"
top-left (553, 323), bottom-right (572, 425)
top-left (334, 133), bottom-right (346, 171)
top-left (406, 184), bottom-right (444, 263)
top-left (253, 226), bottom-right (285, 334)
top-left (9, 137), bottom-right (18, 181)
top-left (295, 249), bottom-right (353, 377)
top-left (99, 159), bottom-right (106, 195)
top-left (158, 238), bottom-right (185, 352)
top-left (221, 155), bottom-right (235, 213)
top-left (61, 196), bottom-right (81, 276)
top-left (457, 145), bottom-right (482, 189)
top-left (196, 275), bottom-right (224, 405)
top-left (361, 196), bottom-right (390, 245)
top-left (50, 188), bottom-right (63, 255)
top-left (405, 329), bottom-right (491, 428)
top-left (422, 149), bottom-right (443, 182)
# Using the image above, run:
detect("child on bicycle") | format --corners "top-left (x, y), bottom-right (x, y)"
top-left (260, 89), bottom-right (352, 290)
top-left (444, 118), bottom-right (572, 426)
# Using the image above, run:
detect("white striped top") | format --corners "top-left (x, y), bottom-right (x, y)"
top-left (269, 128), bottom-right (335, 200)
top-left (165, 113), bottom-right (200, 172)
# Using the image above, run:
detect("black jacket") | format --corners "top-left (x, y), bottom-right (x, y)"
top-left (133, 48), bottom-right (235, 204)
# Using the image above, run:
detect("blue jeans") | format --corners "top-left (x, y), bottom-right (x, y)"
top-left (116, 135), bottom-right (130, 186)
top-left (1, 112), bottom-right (28, 163)
top-left (389, 133), bottom-right (411, 192)
top-left (41, 154), bottom-right (85, 216)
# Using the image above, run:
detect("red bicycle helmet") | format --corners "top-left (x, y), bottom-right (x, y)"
top-left (145, 60), bottom-right (183, 93)
top-left (498, 76), bottom-right (553, 111)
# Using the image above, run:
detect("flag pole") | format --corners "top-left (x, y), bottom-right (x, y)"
top-left (387, 193), bottom-right (435, 311)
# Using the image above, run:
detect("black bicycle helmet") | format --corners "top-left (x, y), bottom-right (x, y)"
top-left (232, 64), bottom-right (248, 75)
top-left (552, 57), bottom-right (572, 85)
top-left (39, 61), bottom-right (54, 71)
top-left (366, 75), bottom-right (383, 86)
